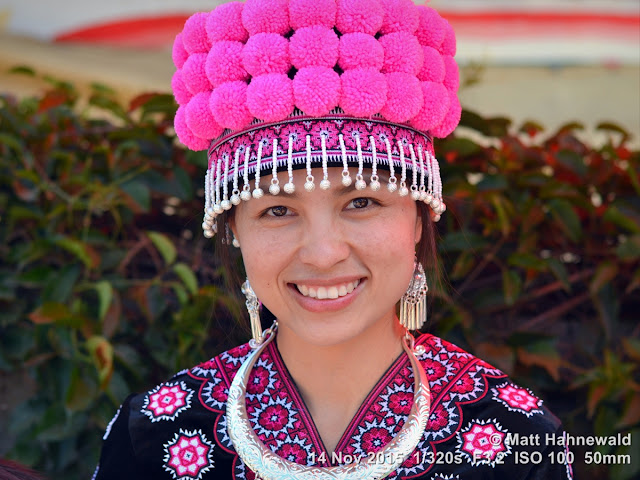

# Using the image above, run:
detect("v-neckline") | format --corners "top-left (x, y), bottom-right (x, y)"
top-left (267, 339), bottom-right (411, 466)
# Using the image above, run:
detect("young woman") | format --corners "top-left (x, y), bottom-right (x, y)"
top-left (95, 1), bottom-right (573, 479)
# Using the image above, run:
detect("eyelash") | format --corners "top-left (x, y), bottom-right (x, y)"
top-left (262, 197), bottom-right (379, 217)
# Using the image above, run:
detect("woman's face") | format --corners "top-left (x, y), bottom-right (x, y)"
top-left (231, 167), bottom-right (421, 347)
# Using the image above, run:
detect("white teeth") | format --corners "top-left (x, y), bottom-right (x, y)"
top-left (296, 280), bottom-right (360, 299)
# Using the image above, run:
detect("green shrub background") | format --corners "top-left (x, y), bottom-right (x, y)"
top-left (1, 70), bottom-right (638, 479)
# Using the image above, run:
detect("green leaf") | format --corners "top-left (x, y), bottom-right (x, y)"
top-left (547, 258), bottom-right (571, 292)
top-left (173, 263), bottom-right (198, 295)
top-left (590, 261), bottom-right (619, 295)
top-left (93, 281), bottom-right (114, 321)
top-left (54, 236), bottom-right (99, 269)
top-left (439, 231), bottom-right (489, 253)
top-left (556, 149), bottom-right (587, 177)
top-left (120, 180), bottom-right (151, 212)
top-left (548, 198), bottom-right (583, 242)
top-left (617, 235), bottom-right (640, 261)
top-left (603, 204), bottom-right (640, 233)
top-left (8, 65), bottom-right (36, 76)
top-left (508, 253), bottom-right (547, 271)
top-left (502, 269), bottom-right (522, 306)
top-left (147, 231), bottom-right (177, 265)
top-left (28, 302), bottom-right (71, 325)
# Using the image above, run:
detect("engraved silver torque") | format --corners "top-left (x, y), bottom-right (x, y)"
top-left (226, 325), bottom-right (431, 480)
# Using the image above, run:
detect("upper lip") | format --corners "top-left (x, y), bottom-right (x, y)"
top-left (289, 276), bottom-right (364, 287)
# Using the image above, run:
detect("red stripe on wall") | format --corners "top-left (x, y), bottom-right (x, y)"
top-left (54, 11), bottom-right (640, 48)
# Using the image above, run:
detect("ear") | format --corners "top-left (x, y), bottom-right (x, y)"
top-left (414, 206), bottom-right (423, 245)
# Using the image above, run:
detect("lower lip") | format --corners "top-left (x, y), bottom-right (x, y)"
top-left (289, 280), bottom-right (364, 313)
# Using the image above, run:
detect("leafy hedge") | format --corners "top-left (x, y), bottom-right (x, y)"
top-left (0, 69), bottom-right (638, 479)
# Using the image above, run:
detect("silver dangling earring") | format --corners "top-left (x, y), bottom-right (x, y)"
top-left (232, 237), bottom-right (240, 248)
top-left (399, 260), bottom-right (428, 331)
top-left (241, 279), bottom-right (264, 345)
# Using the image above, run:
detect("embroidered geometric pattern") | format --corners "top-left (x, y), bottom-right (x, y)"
top-left (456, 419), bottom-right (512, 467)
top-left (163, 429), bottom-right (215, 479)
top-left (492, 382), bottom-right (544, 417)
top-left (142, 381), bottom-right (194, 422)
top-left (187, 334), bottom-right (514, 479)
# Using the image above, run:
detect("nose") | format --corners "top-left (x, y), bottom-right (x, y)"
top-left (297, 211), bottom-right (350, 270)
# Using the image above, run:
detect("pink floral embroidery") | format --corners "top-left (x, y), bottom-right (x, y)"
top-left (457, 419), bottom-right (511, 467)
top-left (142, 381), bottom-right (193, 422)
top-left (163, 429), bottom-right (214, 479)
top-left (493, 382), bottom-right (543, 417)
top-left (361, 426), bottom-right (394, 453)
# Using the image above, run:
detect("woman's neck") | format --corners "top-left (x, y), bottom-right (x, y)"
top-left (276, 315), bottom-right (405, 454)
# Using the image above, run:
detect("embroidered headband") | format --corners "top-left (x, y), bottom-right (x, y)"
top-left (170, 0), bottom-right (461, 238)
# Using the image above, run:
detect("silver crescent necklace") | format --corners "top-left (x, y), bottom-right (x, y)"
top-left (226, 323), bottom-right (431, 480)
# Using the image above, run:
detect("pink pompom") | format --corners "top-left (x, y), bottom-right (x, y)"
top-left (380, 32), bottom-right (423, 75)
top-left (247, 74), bottom-right (294, 122)
top-left (210, 81), bottom-right (253, 131)
top-left (336, 0), bottom-right (384, 35)
top-left (415, 6), bottom-right (446, 49)
top-left (417, 46), bottom-right (445, 83)
top-left (175, 105), bottom-right (210, 151)
top-left (172, 33), bottom-right (188, 69)
top-left (338, 33), bottom-right (384, 70)
top-left (242, 0), bottom-right (290, 35)
top-left (380, 0), bottom-right (419, 34)
top-left (439, 18), bottom-right (457, 56)
top-left (290, 0), bottom-right (337, 29)
top-left (293, 66), bottom-right (341, 116)
top-left (380, 73), bottom-right (422, 123)
top-left (206, 41), bottom-right (248, 88)
top-left (431, 89), bottom-right (461, 138)
top-left (185, 92), bottom-right (224, 140)
top-left (290, 26), bottom-right (339, 69)
top-left (410, 81), bottom-right (450, 131)
top-left (242, 33), bottom-right (290, 76)
top-left (171, 69), bottom-right (193, 106)
top-left (442, 55), bottom-right (459, 92)
top-left (182, 53), bottom-right (212, 95)
top-left (206, 2), bottom-right (249, 43)
top-left (340, 68), bottom-right (387, 117)
top-left (182, 12), bottom-right (212, 54)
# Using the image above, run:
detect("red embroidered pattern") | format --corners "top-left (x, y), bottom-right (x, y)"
top-left (187, 334), bottom-right (506, 479)
top-left (456, 419), bottom-right (511, 467)
top-left (492, 382), bottom-right (543, 417)
top-left (142, 381), bottom-right (194, 422)
top-left (163, 429), bottom-right (215, 479)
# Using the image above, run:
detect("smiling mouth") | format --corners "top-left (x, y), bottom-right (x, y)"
top-left (294, 279), bottom-right (361, 299)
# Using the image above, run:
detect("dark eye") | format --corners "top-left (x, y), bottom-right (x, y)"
top-left (347, 198), bottom-right (371, 209)
top-left (266, 206), bottom-right (290, 217)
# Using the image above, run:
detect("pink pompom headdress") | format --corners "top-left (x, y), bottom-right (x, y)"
top-left (171, 0), bottom-right (461, 238)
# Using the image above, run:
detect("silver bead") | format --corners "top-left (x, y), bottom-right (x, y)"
top-left (214, 204), bottom-right (223, 214)
top-left (203, 229), bottom-right (214, 238)
top-left (411, 190), bottom-right (420, 201)
top-left (269, 183), bottom-right (280, 195)
top-left (284, 182), bottom-right (295, 194)
top-left (433, 214), bottom-right (441, 222)
top-left (431, 198), bottom-right (441, 210)
top-left (304, 181), bottom-right (315, 192)
top-left (202, 221), bottom-right (209, 230)
top-left (387, 182), bottom-right (398, 193)
top-left (370, 180), bottom-right (381, 191)
top-left (425, 193), bottom-right (433, 204)
top-left (240, 190), bottom-right (251, 201)
top-left (252, 188), bottom-right (264, 199)
top-left (319, 179), bottom-right (331, 190)
top-left (341, 174), bottom-right (352, 187)
top-left (419, 191), bottom-right (427, 201)
top-left (221, 200), bottom-right (231, 211)
top-left (355, 180), bottom-right (366, 190)
top-left (232, 238), bottom-right (240, 248)
top-left (231, 194), bottom-right (241, 205)
top-left (399, 186), bottom-right (409, 197)
top-left (206, 207), bottom-right (215, 216)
